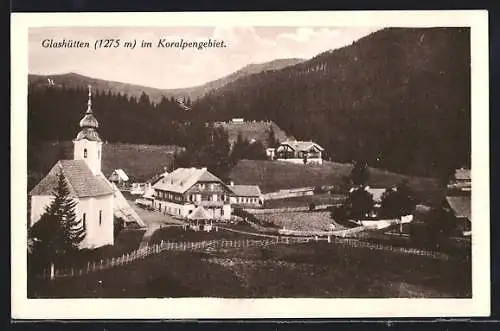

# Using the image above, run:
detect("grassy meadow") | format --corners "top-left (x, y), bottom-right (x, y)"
top-left (28, 142), bottom-right (444, 206)
top-left (29, 240), bottom-right (471, 298)
top-left (230, 159), bottom-right (444, 204)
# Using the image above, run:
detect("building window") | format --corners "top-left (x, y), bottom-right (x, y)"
top-left (98, 149), bottom-right (101, 160)
top-left (82, 213), bottom-right (87, 231)
top-left (221, 208), bottom-right (224, 216)
top-left (99, 210), bottom-right (102, 226)
top-left (84, 148), bottom-right (88, 158)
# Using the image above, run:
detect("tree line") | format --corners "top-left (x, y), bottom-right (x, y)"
top-left (188, 27), bottom-right (471, 179)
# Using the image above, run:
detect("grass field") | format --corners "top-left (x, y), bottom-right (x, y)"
top-left (214, 120), bottom-right (291, 147)
top-left (230, 159), bottom-right (443, 203)
top-left (28, 141), bottom-right (179, 189)
top-left (29, 241), bottom-right (471, 298)
top-left (256, 211), bottom-right (337, 232)
top-left (262, 193), bottom-right (345, 209)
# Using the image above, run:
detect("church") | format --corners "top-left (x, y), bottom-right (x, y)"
top-left (29, 86), bottom-right (116, 249)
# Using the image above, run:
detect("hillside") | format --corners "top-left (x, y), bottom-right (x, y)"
top-left (28, 58), bottom-right (304, 103)
top-left (214, 120), bottom-right (292, 147)
top-left (28, 142), bottom-right (179, 191)
top-left (192, 27), bottom-right (471, 178)
top-left (229, 159), bottom-right (443, 203)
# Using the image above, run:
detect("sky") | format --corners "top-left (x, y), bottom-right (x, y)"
top-left (29, 26), bottom-right (382, 89)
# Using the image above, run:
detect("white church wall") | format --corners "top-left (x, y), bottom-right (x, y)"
top-left (76, 195), bottom-right (114, 249)
top-left (30, 195), bottom-right (55, 227)
top-left (73, 139), bottom-right (103, 175)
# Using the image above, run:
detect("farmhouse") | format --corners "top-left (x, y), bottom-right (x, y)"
top-left (108, 169), bottom-right (129, 188)
top-left (265, 148), bottom-right (276, 160)
top-left (152, 167), bottom-right (233, 221)
top-left (229, 184), bottom-right (263, 208)
top-left (366, 187), bottom-right (389, 208)
top-left (30, 86), bottom-right (118, 248)
top-left (447, 167), bottom-right (471, 192)
top-left (275, 140), bottom-right (324, 165)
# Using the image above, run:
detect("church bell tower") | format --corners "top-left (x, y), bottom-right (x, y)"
top-left (73, 85), bottom-right (103, 175)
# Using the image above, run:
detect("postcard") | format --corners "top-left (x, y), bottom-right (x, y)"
top-left (11, 10), bottom-right (489, 319)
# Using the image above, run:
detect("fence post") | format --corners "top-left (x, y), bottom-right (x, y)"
top-left (50, 262), bottom-right (55, 280)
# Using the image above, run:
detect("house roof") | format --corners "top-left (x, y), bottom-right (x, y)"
top-left (187, 205), bottom-right (212, 220)
top-left (30, 160), bottom-right (115, 198)
top-left (446, 196), bottom-right (471, 220)
top-left (366, 188), bottom-right (388, 203)
top-left (152, 167), bottom-right (224, 194)
top-left (109, 169), bottom-right (129, 182)
top-left (280, 140), bottom-right (324, 152)
top-left (230, 184), bottom-right (262, 197)
top-left (455, 168), bottom-right (471, 181)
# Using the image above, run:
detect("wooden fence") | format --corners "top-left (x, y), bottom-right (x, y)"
top-left (38, 232), bottom-right (453, 280)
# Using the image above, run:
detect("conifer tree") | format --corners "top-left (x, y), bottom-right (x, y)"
top-left (29, 170), bottom-right (86, 264)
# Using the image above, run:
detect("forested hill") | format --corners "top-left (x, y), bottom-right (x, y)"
top-left (28, 58), bottom-right (304, 103)
top-left (190, 27), bottom-right (471, 178)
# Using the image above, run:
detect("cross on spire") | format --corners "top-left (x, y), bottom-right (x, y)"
top-left (87, 84), bottom-right (92, 113)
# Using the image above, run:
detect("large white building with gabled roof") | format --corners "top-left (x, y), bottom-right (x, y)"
top-left (152, 167), bottom-right (233, 221)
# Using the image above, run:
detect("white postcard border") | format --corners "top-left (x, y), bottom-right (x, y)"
top-left (11, 10), bottom-right (490, 319)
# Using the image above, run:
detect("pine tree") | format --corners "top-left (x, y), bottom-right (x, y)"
top-left (346, 188), bottom-right (374, 220)
top-left (267, 125), bottom-right (278, 148)
top-left (29, 169), bottom-right (86, 264)
top-left (350, 159), bottom-right (369, 187)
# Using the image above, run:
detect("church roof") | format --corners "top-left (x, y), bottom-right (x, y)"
top-left (29, 160), bottom-right (115, 198)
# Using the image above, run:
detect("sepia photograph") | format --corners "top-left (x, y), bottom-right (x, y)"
top-left (11, 11), bottom-right (489, 319)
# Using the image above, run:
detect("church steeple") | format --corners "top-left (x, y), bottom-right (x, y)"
top-left (73, 85), bottom-right (103, 175)
top-left (76, 85), bottom-right (101, 141)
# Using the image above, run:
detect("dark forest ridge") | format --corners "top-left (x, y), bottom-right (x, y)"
top-left (28, 58), bottom-right (305, 103)
top-left (190, 27), bottom-right (471, 178)
top-left (28, 27), bottom-right (470, 179)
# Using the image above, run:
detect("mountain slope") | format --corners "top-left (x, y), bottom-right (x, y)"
top-left (191, 27), bottom-right (471, 177)
top-left (28, 58), bottom-right (305, 103)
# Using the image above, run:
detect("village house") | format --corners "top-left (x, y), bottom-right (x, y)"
top-left (228, 183), bottom-right (263, 208)
top-left (29, 86), bottom-right (117, 249)
top-left (152, 167), bottom-right (233, 221)
top-left (366, 187), bottom-right (389, 209)
top-left (108, 168), bottom-right (129, 189)
top-left (275, 140), bottom-right (324, 165)
top-left (447, 167), bottom-right (471, 192)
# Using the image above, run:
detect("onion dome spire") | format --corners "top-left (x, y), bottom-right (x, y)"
top-left (75, 85), bottom-right (101, 141)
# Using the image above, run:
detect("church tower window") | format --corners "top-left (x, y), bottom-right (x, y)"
top-left (73, 85), bottom-right (103, 175)
top-left (99, 210), bottom-right (102, 226)
top-left (83, 213), bottom-right (87, 231)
